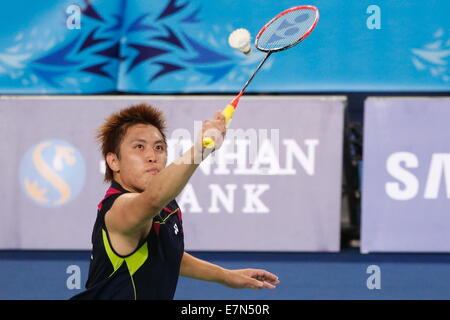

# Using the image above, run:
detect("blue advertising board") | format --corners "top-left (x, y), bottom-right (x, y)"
top-left (0, 0), bottom-right (449, 93)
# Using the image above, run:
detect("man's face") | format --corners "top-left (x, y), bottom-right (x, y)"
top-left (111, 123), bottom-right (167, 192)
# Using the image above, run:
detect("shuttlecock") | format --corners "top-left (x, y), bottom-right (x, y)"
top-left (228, 28), bottom-right (252, 55)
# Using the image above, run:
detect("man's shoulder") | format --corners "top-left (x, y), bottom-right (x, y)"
top-left (98, 181), bottom-right (129, 213)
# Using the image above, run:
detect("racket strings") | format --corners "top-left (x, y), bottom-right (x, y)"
top-left (257, 8), bottom-right (317, 51)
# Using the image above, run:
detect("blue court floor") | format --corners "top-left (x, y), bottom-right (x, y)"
top-left (1, 249), bottom-right (450, 300)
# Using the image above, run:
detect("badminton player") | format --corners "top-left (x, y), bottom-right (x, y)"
top-left (71, 103), bottom-right (279, 300)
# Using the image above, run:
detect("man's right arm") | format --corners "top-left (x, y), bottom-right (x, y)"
top-left (106, 112), bottom-right (226, 235)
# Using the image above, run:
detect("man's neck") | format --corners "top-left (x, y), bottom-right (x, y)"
top-left (112, 176), bottom-right (141, 193)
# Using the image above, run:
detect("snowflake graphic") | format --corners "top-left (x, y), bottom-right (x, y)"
top-left (411, 28), bottom-right (450, 82)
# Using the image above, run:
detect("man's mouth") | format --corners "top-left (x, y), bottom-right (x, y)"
top-left (147, 168), bottom-right (160, 175)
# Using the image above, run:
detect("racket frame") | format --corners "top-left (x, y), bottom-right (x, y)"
top-left (202, 5), bottom-right (319, 149)
top-left (255, 5), bottom-right (319, 53)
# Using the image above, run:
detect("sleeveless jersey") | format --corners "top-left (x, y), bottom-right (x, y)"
top-left (71, 180), bottom-right (184, 300)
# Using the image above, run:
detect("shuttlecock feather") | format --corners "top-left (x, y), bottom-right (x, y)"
top-left (228, 28), bottom-right (252, 55)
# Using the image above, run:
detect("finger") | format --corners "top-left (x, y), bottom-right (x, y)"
top-left (218, 124), bottom-right (227, 137)
top-left (254, 275), bottom-right (279, 286)
top-left (202, 120), bottom-right (211, 130)
top-left (247, 280), bottom-right (264, 290)
top-left (216, 122), bottom-right (226, 135)
top-left (214, 110), bottom-right (225, 121)
top-left (253, 272), bottom-right (278, 289)
top-left (258, 270), bottom-right (280, 284)
top-left (204, 128), bottom-right (223, 141)
top-left (265, 276), bottom-right (280, 285)
top-left (210, 119), bottom-right (226, 132)
top-left (262, 281), bottom-right (277, 289)
top-left (204, 120), bottom-right (225, 135)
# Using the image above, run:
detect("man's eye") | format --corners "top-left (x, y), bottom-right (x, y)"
top-left (155, 145), bottom-right (165, 151)
top-left (135, 144), bottom-right (144, 149)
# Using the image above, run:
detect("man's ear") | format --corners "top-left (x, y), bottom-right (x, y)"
top-left (106, 152), bottom-right (120, 174)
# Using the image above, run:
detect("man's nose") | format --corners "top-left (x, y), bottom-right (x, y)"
top-left (146, 149), bottom-right (157, 163)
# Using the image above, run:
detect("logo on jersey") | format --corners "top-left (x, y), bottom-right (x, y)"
top-left (19, 139), bottom-right (86, 207)
top-left (174, 223), bottom-right (179, 235)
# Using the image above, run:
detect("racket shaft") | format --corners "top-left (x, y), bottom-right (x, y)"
top-left (202, 52), bottom-right (272, 149)
top-left (241, 52), bottom-right (272, 93)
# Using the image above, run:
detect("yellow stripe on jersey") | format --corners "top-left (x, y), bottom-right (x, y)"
top-left (102, 229), bottom-right (124, 275)
top-left (102, 229), bottom-right (149, 277)
top-left (154, 208), bottom-right (179, 225)
top-left (125, 242), bottom-right (149, 276)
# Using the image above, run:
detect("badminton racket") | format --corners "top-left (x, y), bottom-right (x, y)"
top-left (203, 5), bottom-right (319, 148)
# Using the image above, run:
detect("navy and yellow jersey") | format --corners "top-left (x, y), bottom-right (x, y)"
top-left (71, 180), bottom-right (184, 300)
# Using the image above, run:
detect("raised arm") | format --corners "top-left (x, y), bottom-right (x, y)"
top-left (106, 111), bottom-right (227, 235)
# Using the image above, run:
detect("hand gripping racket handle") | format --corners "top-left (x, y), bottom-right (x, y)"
top-left (202, 103), bottom-right (236, 149)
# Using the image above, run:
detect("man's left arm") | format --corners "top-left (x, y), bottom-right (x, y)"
top-left (179, 252), bottom-right (279, 290)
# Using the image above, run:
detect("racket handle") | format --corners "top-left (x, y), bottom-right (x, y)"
top-left (202, 104), bottom-right (235, 149)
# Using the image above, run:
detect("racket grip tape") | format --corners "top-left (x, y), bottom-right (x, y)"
top-left (202, 104), bottom-right (235, 149)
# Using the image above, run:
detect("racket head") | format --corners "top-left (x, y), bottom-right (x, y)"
top-left (255, 5), bottom-right (319, 53)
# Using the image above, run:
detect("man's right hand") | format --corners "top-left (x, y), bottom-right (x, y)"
top-left (196, 110), bottom-right (227, 158)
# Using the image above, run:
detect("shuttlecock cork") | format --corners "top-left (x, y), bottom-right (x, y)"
top-left (228, 28), bottom-right (252, 55)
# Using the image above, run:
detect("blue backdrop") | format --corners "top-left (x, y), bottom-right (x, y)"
top-left (0, 0), bottom-right (449, 93)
